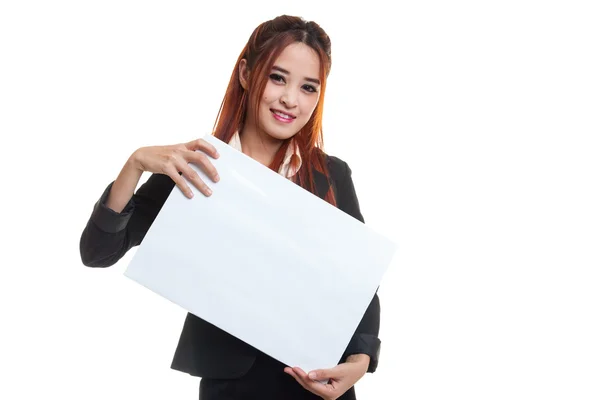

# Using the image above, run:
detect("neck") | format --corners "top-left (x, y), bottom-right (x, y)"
top-left (238, 125), bottom-right (283, 167)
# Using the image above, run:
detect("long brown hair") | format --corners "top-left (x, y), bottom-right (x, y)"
top-left (212, 15), bottom-right (336, 206)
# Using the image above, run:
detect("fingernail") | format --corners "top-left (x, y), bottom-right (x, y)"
top-left (214, 174), bottom-right (220, 182)
top-left (206, 188), bottom-right (212, 196)
top-left (309, 372), bottom-right (317, 379)
top-left (188, 191), bottom-right (194, 198)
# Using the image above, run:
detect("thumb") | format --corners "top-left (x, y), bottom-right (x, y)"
top-left (308, 367), bottom-right (340, 381)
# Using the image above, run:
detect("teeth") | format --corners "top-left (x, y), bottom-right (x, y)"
top-left (273, 110), bottom-right (292, 119)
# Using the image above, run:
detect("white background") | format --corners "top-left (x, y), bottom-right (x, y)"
top-left (1, 1), bottom-right (599, 399)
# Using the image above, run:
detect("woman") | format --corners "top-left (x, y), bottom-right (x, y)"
top-left (80, 15), bottom-right (381, 400)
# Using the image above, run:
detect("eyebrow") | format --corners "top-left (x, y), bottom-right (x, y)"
top-left (272, 66), bottom-right (320, 85)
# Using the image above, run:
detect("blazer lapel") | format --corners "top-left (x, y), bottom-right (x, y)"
top-left (312, 168), bottom-right (332, 200)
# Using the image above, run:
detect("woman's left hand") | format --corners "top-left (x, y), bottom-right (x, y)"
top-left (284, 354), bottom-right (370, 400)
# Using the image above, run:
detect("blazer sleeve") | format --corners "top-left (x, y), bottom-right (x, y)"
top-left (333, 159), bottom-right (382, 373)
top-left (79, 173), bottom-right (176, 268)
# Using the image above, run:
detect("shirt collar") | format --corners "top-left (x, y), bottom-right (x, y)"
top-left (228, 131), bottom-right (302, 179)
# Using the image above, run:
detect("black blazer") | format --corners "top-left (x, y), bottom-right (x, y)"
top-left (79, 154), bottom-right (381, 379)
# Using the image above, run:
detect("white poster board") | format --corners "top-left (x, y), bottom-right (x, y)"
top-left (125, 135), bottom-right (398, 373)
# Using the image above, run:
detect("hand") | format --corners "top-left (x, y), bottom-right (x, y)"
top-left (131, 138), bottom-right (220, 198)
top-left (284, 354), bottom-right (370, 400)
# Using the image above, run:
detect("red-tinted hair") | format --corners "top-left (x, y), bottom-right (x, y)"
top-left (212, 15), bottom-right (336, 206)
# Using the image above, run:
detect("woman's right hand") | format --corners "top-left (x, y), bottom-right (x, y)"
top-left (131, 138), bottom-right (220, 198)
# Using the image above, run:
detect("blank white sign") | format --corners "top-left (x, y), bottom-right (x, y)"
top-left (124, 134), bottom-right (398, 373)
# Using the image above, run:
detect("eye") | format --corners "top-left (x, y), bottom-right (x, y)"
top-left (302, 84), bottom-right (318, 93)
top-left (270, 73), bottom-right (285, 83)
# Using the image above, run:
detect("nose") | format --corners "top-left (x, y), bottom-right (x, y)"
top-left (280, 87), bottom-right (298, 109)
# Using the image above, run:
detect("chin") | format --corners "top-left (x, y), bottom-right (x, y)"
top-left (266, 131), bottom-right (297, 141)
top-left (261, 123), bottom-right (300, 141)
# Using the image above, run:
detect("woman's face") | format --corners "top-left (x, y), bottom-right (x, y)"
top-left (245, 42), bottom-right (322, 142)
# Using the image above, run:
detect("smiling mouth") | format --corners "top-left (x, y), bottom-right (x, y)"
top-left (271, 109), bottom-right (296, 120)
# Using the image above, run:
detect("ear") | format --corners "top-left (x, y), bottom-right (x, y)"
top-left (239, 59), bottom-right (250, 90)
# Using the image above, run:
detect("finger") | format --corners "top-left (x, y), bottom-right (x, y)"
top-left (308, 367), bottom-right (342, 381)
top-left (164, 164), bottom-right (194, 199)
top-left (285, 368), bottom-right (310, 391)
top-left (175, 159), bottom-right (213, 197)
top-left (292, 367), bottom-right (334, 397)
top-left (185, 138), bottom-right (219, 159)
top-left (185, 150), bottom-right (220, 183)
